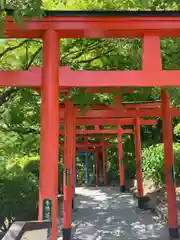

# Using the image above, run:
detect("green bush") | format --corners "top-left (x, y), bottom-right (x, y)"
top-left (10, 155), bottom-right (63, 180)
top-left (0, 155), bottom-right (64, 232)
top-left (142, 143), bottom-right (180, 185)
top-left (0, 168), bottom-right (38, 232)
top-left (124, 158), bottom-right (136, 179)
top-left (10, 155), bottom-right (40, 178)
top-left (23, 159), bottom-right (40, 179)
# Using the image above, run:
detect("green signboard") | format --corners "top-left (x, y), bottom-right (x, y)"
top-left (66, 168), bottom-right (70, 186)
top-left (43, 198), bottom-right (52, 237)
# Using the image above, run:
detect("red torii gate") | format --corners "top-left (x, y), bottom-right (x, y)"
top-left (59, 102), bottom-right (159, 192)
top-left (61, 126), bottom-right (133, 187)
top-left (60, 115), bottom-right (157, 191)
top-left (2, 10), bottom-right (180, 239)
top-left (60, 103), bottom-right (163, 197)
top-left (59, 103), bottom-right (158, 187)
top-left (61, 99), bottom-right (180, 239)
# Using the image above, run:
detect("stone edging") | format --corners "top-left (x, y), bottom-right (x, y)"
top-left (128, 187), bottom-right (169, 222)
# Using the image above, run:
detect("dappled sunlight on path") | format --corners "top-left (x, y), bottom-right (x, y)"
top-left (58, 187), bottom-right (169, 240)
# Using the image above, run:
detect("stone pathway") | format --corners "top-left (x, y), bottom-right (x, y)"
top-left (58, 187), bottom-right (170, 240)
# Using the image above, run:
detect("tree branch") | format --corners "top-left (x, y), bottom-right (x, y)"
top-left (75, 49), bottom-right (114, 64)
top-left (0, 39), bottom-right (40, 59)
top-left (25, 46), bottom-right (42, 70)
top-left (0, 87), bottom-right (18, 106)
top-left (0, 42), bottom-right (42, 107)
top-left (0, 40), bottom-right (28, 58)
top-left (61, 41), bottom-right (101, 63)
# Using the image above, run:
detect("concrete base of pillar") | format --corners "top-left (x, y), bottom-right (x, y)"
top-left (120, 185), bottom-right (126, 193)
top-left (137, 196), bottom-right (151, 210)
top-left (169, 228), bottom-right (179, 238)
top-left (62, 228), bottom-right (71, 240)
top-left (72, 199), bottom-right (74, 210)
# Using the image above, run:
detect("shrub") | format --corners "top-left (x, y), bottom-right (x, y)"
top-left (142, 143), bottom-right (180, 185)
top-left (0, 154), bottom-right (65, 232)
top-left (10, 155), bottom-right (40, 179)
top-left (0, 168), bottom-right (38, 232)
top-left (23, 158), bottom-right (40, 179)
top-left (11, 155), bottom-right (63, 180)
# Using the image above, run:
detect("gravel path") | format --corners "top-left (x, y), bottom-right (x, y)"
top-left (58, 187), bottom-right (169, 240)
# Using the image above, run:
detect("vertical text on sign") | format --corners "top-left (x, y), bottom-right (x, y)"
top-left (43, 199), bottom-right (52, 237)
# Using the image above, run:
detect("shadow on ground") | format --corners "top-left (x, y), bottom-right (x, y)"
top-left (58, 186), bottom-right (170, 240)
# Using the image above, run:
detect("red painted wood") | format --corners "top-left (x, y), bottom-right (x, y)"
top-left (86, 87), bottom-right (133, 94)
top-left (38, 30), bottom-right (59, 239)
top-left (121, 103), bottom-right (161, 109)
top-left (134, 117), bottom-right (143, 197)
top-left (4, 16), bottom-right (180, 38)
top-left (57, 70), bottom-right (180, 87)
top-left (60, 148), bottom-right (102, 152)
top-left (2, 67), bottom-right (180, 87)
top-left (161, 90), bottom-right (178, 230)
top-left (63, 99), bottom-right (74, 230)
top-left (83, 136), bottom-right (89, 145)
top-left (64, 118), bottom-right (158, 126)
top-left (102, 142), bottom-right (107, 185)
top-left (59, 107), bottom-right (180, 119)
top-left (63, 103), bottom-right (160, 110)
top-left (77, 148), bottom-right (101, 152)
top-left (96, 151), bottom-right (99, 186)
top-left (118, 131), bottom-right (124, 187)
top-left (72, 103), bottom-right (76, 204)
top-left (59, 143), bottom-right (112, 149)
top-left (71, 109), bottom-right (162, 118)
top-left (32, 87), bottom-right (70, 94)
top-left (32, 87), bottom-right (133, 94)
top-left (59, 129), bottom-right (133, 135)
top-left (142, 36), bottom-right (162, 72)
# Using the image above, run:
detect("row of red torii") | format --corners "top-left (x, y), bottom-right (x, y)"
top-left (3, 10), bottom-right (180, 239)
top-left (51, 98), bottom-right (177, 240)
top-left (59, 102), bottom-right (158, 186)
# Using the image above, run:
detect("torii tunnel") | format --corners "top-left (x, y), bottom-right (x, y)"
top-left (59, 106), bottom-right (158, 192)
top-left (2, 10), bottom-right (180, 239)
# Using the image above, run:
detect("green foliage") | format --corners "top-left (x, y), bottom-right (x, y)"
top-left (142, 143), bottom-right (180, 185)
top-left (12, 155), bottom-right (40, 178)
top-left (174, 123), bottom-right (180, 137)
top-left (64, 0), bottom-right (180, 10)
top-left (10, 155), bottom-right (63, 178)
top-left (0, 154), bottom-right (65, 231)
top-left (0, 167), bottom-right (38, 232)
top-left (3, 0), bottom-right (43, 17)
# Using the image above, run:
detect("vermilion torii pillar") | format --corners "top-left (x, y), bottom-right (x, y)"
top-left (161, 90), bottom-right (178, 238)
top-left (38, 30), bottom-right (59, 240)
top-left (95, 151), bottom-right (100, 186)
top-left (85, 153), bottom-right (89, 185)
top-left (134, 117), bottom-right (144, 202)
top-left (118, 130), bottom-right (125, 192)
top-left (101, 140), bottom-right (107, 185)
top-left (72, 103), bottom-right (76, 210)
top-left (63, 98), bottom-right (75, 240)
